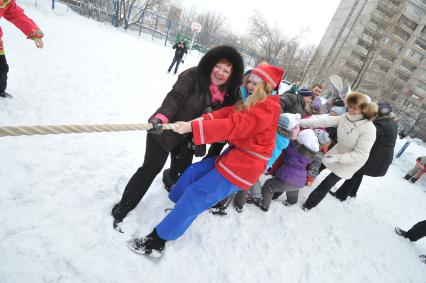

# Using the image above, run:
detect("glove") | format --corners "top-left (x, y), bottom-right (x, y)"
top-left (147, 118), bottom-right (164, 135)
top-left (324, 155), bottom-right (339, 163)
top-left (187, 138), bottom-right (206, 157)
top-left (307, 176), bottom-right (315, 186)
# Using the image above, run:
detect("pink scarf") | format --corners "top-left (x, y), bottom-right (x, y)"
top-left (209, 84), bottom-right (226, 104)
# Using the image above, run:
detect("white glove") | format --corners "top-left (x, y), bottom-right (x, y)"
top-left (324, 155), bottom-right (339, 163)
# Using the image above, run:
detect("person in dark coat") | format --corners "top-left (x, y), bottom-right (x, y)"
top-left (395, 221), bottom-right (426, 264)
top-left (111, 46), bottom-right (244, 228)
top-left (167, 41), bottom-right (187, 75)
top-left (330, 102), bottom-right (397, 201)
top-left (279, 86), bottom-right (306, 116)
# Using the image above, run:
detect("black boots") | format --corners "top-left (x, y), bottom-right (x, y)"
top-left (127, 229), bottom-right (166, 257)
top-left (0, 91), bottom-right (12, 98)
top-left (162, 168), bottom-right (176, 192)
top-left (395, 227), bottom-right (409, 238)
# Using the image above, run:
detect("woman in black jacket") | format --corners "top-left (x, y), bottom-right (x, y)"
top-left (330, 102), bottom-right (398, 201)
top-left (111, 46), bottom-right (244, 228)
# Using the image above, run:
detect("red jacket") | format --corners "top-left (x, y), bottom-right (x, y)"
top-left (192, 95), bottom-right (280, 190)
top-left (0, 0), bottom-right (43, 53)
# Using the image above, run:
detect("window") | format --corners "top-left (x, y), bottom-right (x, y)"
top-left (399, 15), bottom-right (418, 31)
top-left (357, 38), bottom-right (371, 50)
top-left (393, 27), bottom-right (411, 41)
top-left (381, 50), bottom-right (397, 62)
top-left (352, 50), bottom-right (365, 61)
top-left (415, 40), bottom-right (426, 51)
top-left (400, 60), bottom-right (417, 72)
top-left (377, 4), bottom-right (395, 18)
top-left (406, 48), bottom-right (424, 62)
top-left (406, 3), bottom-right (425, 17)
top-left (389, 0), bottom-right (401, 6)
top-left (386, 38), bottom-right (402, 52)
top-left (345, 61), bottom-right (361, 72)
top-left (395, 71), bottom-right (410, 82)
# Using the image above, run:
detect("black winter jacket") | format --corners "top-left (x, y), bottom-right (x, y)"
top-left (173, 43), bottom-right (187, 59)
top-left (358, 116), bottom-right (398, 177)
top-left (279, 92), bottom-right (306, 115)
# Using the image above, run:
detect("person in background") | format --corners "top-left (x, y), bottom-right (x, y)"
top-left (299, 92), bottom-right (378, 211)
top-left (111, 46), bottom-right (244, 231)
top-left (253, 129), bottom-right (319, 211)
top-left (0, 0), bottom-right (44, 98)
top-left (126, 63), bottom-right (283, 257)
top-left (329, 102), bottom-right (397, 200)
top-left (395, 221), bottom-right (426, 264)
top-left (280, 84), bottom-right (306, 116)
top-left (404, 156), bottom-right (426, 183)
top-left (167, 40), bottom-right (187, 75)
top-left (311, 84), bottom-right (323, 97)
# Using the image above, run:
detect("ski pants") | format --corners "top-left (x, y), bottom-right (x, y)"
top-left (116, 134), bottom-right (193, 219)
top-left (304, 172), bottom-right (341, 209)
top-left (334, 173), bottom-right (364, 200)
top-left (168, 56), bottom-right (182, 74)
top-left (0, 54), bottom-right (9, 93)
top-left (406, 220), bottom-right (426, 241)
top-left (156, 157), bottom-right (241, 240)
top-left (261, 177), bottom-right (300, 210)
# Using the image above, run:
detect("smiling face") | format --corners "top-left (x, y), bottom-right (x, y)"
top-left (312, 86), bottom-right (323, 97)
top-left (210, 59), bottom-right (232, 86)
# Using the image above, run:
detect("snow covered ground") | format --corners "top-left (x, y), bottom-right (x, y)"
top-left (1, 1), bottom-right (426, 282)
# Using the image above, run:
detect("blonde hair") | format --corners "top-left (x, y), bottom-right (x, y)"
top-left (236, 81), bottom-right (272, 112)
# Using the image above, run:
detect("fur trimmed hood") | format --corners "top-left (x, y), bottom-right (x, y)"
top-left (196, 45), bottom-right (244, 105)
top-left (345, 92), bottom-right (378, 121)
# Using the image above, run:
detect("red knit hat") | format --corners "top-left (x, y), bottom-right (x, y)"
top-left (251, 64), bottom-right (284, 89)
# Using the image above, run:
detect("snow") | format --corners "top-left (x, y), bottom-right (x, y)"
top-left (1, 2), bottom-right (426, 282)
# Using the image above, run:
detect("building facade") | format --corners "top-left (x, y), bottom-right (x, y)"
top-left (305, 0), bottom-right (426, 139)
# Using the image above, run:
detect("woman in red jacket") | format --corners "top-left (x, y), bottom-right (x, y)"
top-left (127, 63), bottom-right (283, 257)
top-left (0, 0), bottom-right (44, 98)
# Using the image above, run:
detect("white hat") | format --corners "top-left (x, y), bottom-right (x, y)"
top-left (282, 113), bottom-right (301, 130)
top-left (297, 129), bottom-right (319, 152)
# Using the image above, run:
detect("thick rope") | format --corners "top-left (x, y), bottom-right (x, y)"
top-left (0, 123), bottom-right (178, 137)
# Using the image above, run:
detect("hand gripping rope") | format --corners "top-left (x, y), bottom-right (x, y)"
top-left (0, 123), bottom-right (178, 137)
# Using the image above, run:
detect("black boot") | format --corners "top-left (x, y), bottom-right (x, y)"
top-left (162, 168), bottom-right (176, 192)
top-left (127, 228), bottom-right (166, 257)
top-left (0, 91), bottom-right (12, 98)
top-left (409, 177), bottom-right (418, 183)
top-left (395, 227), bottom-right (409, 238)
top-left (403, 174), bottom-right (412, 180)
top-left (329, 191), bottom-right (345, 201)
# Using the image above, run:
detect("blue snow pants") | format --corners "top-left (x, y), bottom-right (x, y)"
top-left (156, 157), bottom-right (241, 240)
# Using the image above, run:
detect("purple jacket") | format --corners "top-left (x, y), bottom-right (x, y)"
top-left (275, 141), bottom-right (314, 188)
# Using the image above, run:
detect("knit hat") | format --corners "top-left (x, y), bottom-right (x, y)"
top-left (311, 96), bottom-right (322, 112)
top-left (330, 106), bottom-right (346, 116)
top-left (251, 64), bottom-right (284, 89)
top-left (282, 113), bottom-right (301, 130)
top-left (378, 102), bottom-right (392, 116)
top-left (297, 129), bottom-right (319, 152)
top-left (298, 87), bottom-right (313, 97)
top-left (314, 129), bottom-right (330, 145)
top-left (278, 114), bottom-right (290, 130)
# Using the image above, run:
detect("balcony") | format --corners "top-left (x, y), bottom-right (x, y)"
top-left (400, 59), bottom-right (417, 74)
top-left (393, 26), bottom-right (412, 42)
top-left (398, 14), bottom-right (419, 33)
top-left (394, 71), bottom-right (410, 83)
top-left (413, 39), bottom-right (426, 53)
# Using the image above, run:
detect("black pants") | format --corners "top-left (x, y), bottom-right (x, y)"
top-left (115, 134), bottom-right (193, 219)
top-left (334, 173), bottom-right (363, 200)
top-left (304, 172), bottom-right (341, 209)
top-left (168, 56), bottom-right (182, 74)
top-left (406, 220), bottom-right (426, 241)
top-left (0, 55), bottom-right (9, 93)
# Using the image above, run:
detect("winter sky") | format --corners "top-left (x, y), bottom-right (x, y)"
top-left (178, 0), bottom-right (342, 46)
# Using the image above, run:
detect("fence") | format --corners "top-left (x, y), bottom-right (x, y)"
top-left (49, 0), bottom-right (260, 67)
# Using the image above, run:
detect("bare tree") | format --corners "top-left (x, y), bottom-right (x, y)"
top-left (248, 11), bottom-right (286, 65)
top-left (196, 11), bottom-right (227, 48)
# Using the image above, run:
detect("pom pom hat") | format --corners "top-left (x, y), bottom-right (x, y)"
top-left (251, 64), bottom-right (284, 89)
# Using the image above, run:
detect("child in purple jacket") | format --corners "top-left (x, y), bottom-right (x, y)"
top-left (254, 129), bottom-right (319, 211)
